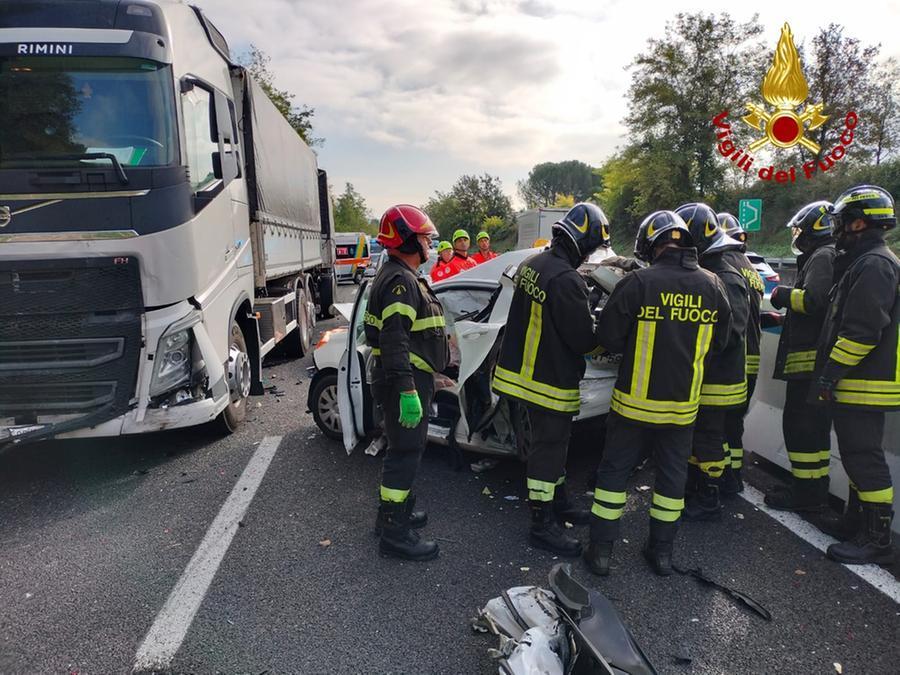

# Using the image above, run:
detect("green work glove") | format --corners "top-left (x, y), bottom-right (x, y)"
top-left (398, 391), bottom-right (423, 429)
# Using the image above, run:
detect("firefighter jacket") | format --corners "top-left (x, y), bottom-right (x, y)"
top-left (596, 246), bottom-right (732, 427)
top-left (472, 250), bottom-right (498, 264)
top-left (699, 251), bottom-right (750, 409)
top-left (493, 245), bottom-right (598, 415)
top-left (365, 256), bottom-right (450, 392)
top-left (773, 242), bottom-right (836, 380)
top-left (815, 232), bottom-right (900, 410)
top-left (722, 249), bottom-right (764, 376)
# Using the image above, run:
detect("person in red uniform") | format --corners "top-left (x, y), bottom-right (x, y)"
top-left (451, 229), bottom-right (478, 272)
top-left (430, 241), bottom-right (456, 283)
top-left (472, 231), bottom-right (498, 264)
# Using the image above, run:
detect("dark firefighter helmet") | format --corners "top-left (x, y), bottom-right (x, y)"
top-left (552, 202), bottom-right (611, 257)
top-left (717, 212), bottom-right (747, 244)
top-left (634, 210), bottom-right (693, 262)
top-left (786, 200), bottom-right (834, 255)
top-left (676, 202), bottom-right (741, 256)
top-left (831, 185), bottom-right (896, 239)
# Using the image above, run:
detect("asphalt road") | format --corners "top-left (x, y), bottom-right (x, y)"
top-left (1, 282), bottom-right (898, 674)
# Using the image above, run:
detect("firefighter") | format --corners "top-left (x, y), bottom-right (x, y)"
top-left (430, 241), bottom-right (455, 283)
top-left (493, 202), bottom-right (610, 556)
top-left (366, 205), bottom-right (450, 561)
top-left (472, 231), bottom-right (498, 264)
top-left (451, 229), bottom-right (478, 271)
top-left (586, 211), bottom-right (731, 576)
top-left (717, 213), bottom-right (765, 495)
top-left (676, 203), bottom-right (750, 522)
top-left (765, 201), bottom-right (837, 513)
top-left (815, 185), bottom-right (898, 565)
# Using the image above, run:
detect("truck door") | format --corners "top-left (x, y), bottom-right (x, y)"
top-left (337, 281), bottom-right (370, 452)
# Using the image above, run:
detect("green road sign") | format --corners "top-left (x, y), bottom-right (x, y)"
top-left (739, 199), bottom-right (762, 232)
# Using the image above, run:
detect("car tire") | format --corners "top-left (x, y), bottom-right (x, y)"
top-left (311, 372), bottom-right (342, 441)
top-left (217, 320), bottom-right (251, 434)
top-left (353, 268), bottom-right (364, 285)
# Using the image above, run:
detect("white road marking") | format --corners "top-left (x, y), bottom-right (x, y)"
top-left (739, 485), bottom-right (900, 604)
top-left (132, 435), bottom-right (283, 672)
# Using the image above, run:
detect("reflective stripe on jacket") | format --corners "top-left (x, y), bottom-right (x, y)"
top-left (816, 234), bottom-right (900, 410)
top-left (699, 252), bottom-right (750, 408)
top-left (774, 243), bottom-right (836, 380)
top-left (596, 247), bottom-right (732, 427)
top-left (493, 246), bottom-right (598, 415)
top-left (722, 250), bottom-right (763, 375)
top-left (365, 257), bottom-right (450, 391)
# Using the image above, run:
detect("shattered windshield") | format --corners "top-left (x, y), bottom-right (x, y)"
top-left (0, 56), bottom-right (178, 169)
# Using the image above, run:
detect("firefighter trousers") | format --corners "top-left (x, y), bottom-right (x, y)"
top-left (591, 412), bottom-right (694, 543)
top-left (724, 375), bottom-right (757, 469)
top-left (523, 405), bottom-right (573, 501)
top-left (691, 407), bottom-right (728, 479)
top-left (783, 379), bottom-right (832, 480)
top-left (832, 407), bottom-right (894, 507)
top-left (372, 368), bottom-right (435, 503)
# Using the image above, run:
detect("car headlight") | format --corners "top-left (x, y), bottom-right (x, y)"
top-left (150, 314), bottom-right (200, 397)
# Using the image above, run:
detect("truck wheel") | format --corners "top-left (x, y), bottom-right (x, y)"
top-left (318, 273), bottom-right (335, 319)
top-left (311, 372), bottom-right (342, 440)
top-left (283, 281), bottom-right (313, 358)
top-left (218, 320), bottom-right (252, 433)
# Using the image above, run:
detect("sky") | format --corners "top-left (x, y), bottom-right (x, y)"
top-left (196, 0), bottom-right (900, 217)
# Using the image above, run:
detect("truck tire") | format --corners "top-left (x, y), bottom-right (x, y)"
top-left (217, 319), bottom-right (252, 433)
top-left (283, 279), bottom-right (313, 358)
top-left (310, 371), bottom-right (342, 440)
top-left (318, 272), bottom-right (335, 319)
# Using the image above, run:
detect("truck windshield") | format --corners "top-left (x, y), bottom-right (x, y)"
top-left (0, 56), bottom-right (177, 169)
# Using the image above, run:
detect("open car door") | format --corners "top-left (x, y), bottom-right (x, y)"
top-left (337, 281), bottom-right (370, 453)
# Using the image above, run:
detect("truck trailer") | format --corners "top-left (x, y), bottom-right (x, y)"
top-left (515, 208), bottom-right (567, 249)
top-left (0, 0), bottom-right (336, 444)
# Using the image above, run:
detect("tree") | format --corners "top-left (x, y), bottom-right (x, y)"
top-left (239, 45), bottom-right (322, 146)
top-left (625, 13), bottom-right (766, 200)
top-left (333, 183), bottom-right (373, 234)
top-left (552, 194), bottom-right (575, 208)
top-left (804, 24), bottom-right (879, 164)
top-left (518, 160), bottom-right (599, 208)
top-left (424, 173), bottom-right (514, 241)
top-left (863, 58), bottom-right (900, 165)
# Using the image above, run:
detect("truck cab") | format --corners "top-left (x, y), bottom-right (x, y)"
top-left (0, 1), bottom-right (332, 444)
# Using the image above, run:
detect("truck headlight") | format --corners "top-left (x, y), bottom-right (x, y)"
top-left (150, 314), bottom-right (200, 397)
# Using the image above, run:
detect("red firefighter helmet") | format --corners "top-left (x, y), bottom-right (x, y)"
top-left (377, 204), bottom-right (437, 249)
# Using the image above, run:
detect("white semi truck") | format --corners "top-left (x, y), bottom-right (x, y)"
top-left (0, 0), bottom-right (336, 444)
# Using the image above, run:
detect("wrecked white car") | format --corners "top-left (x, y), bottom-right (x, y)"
top-left (307, 248), bottom-right (620, 456)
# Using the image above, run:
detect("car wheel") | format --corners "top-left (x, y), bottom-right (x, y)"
top-left (217, 320), bottom-right (252, 433)
top-left (354, 268), bottom-right (364, 285)
top-left (311, 372), bottom-right (342, 440)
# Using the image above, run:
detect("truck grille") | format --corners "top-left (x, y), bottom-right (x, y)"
top-left (0, 338), bottom-right (124, 371)
top-left (0, 257), bottom-right (143, 424)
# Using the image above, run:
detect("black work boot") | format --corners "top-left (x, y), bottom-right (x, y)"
top-left (529, 501), bottom-right (583, 557)
top-left (827, 503), bottom-right (894, 566)
top-left (765, 477), bottom-right (828, 513)
top-left (815, 489), bottom-right (861, 540)
top-left (720, 467), bottom-right (744, 497)
top-left (378, 501), bottom-right (439, 562)
top-left (643, 539), bottom-right (674, 577)
top-left (553, 483), bottom-right (590, 526)
top-left (374, 494), bottom-right (427, 535)
top-left (683, 475), bottom-right (722, 521)
top-left (584, 540), bottom-right (613, 576)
